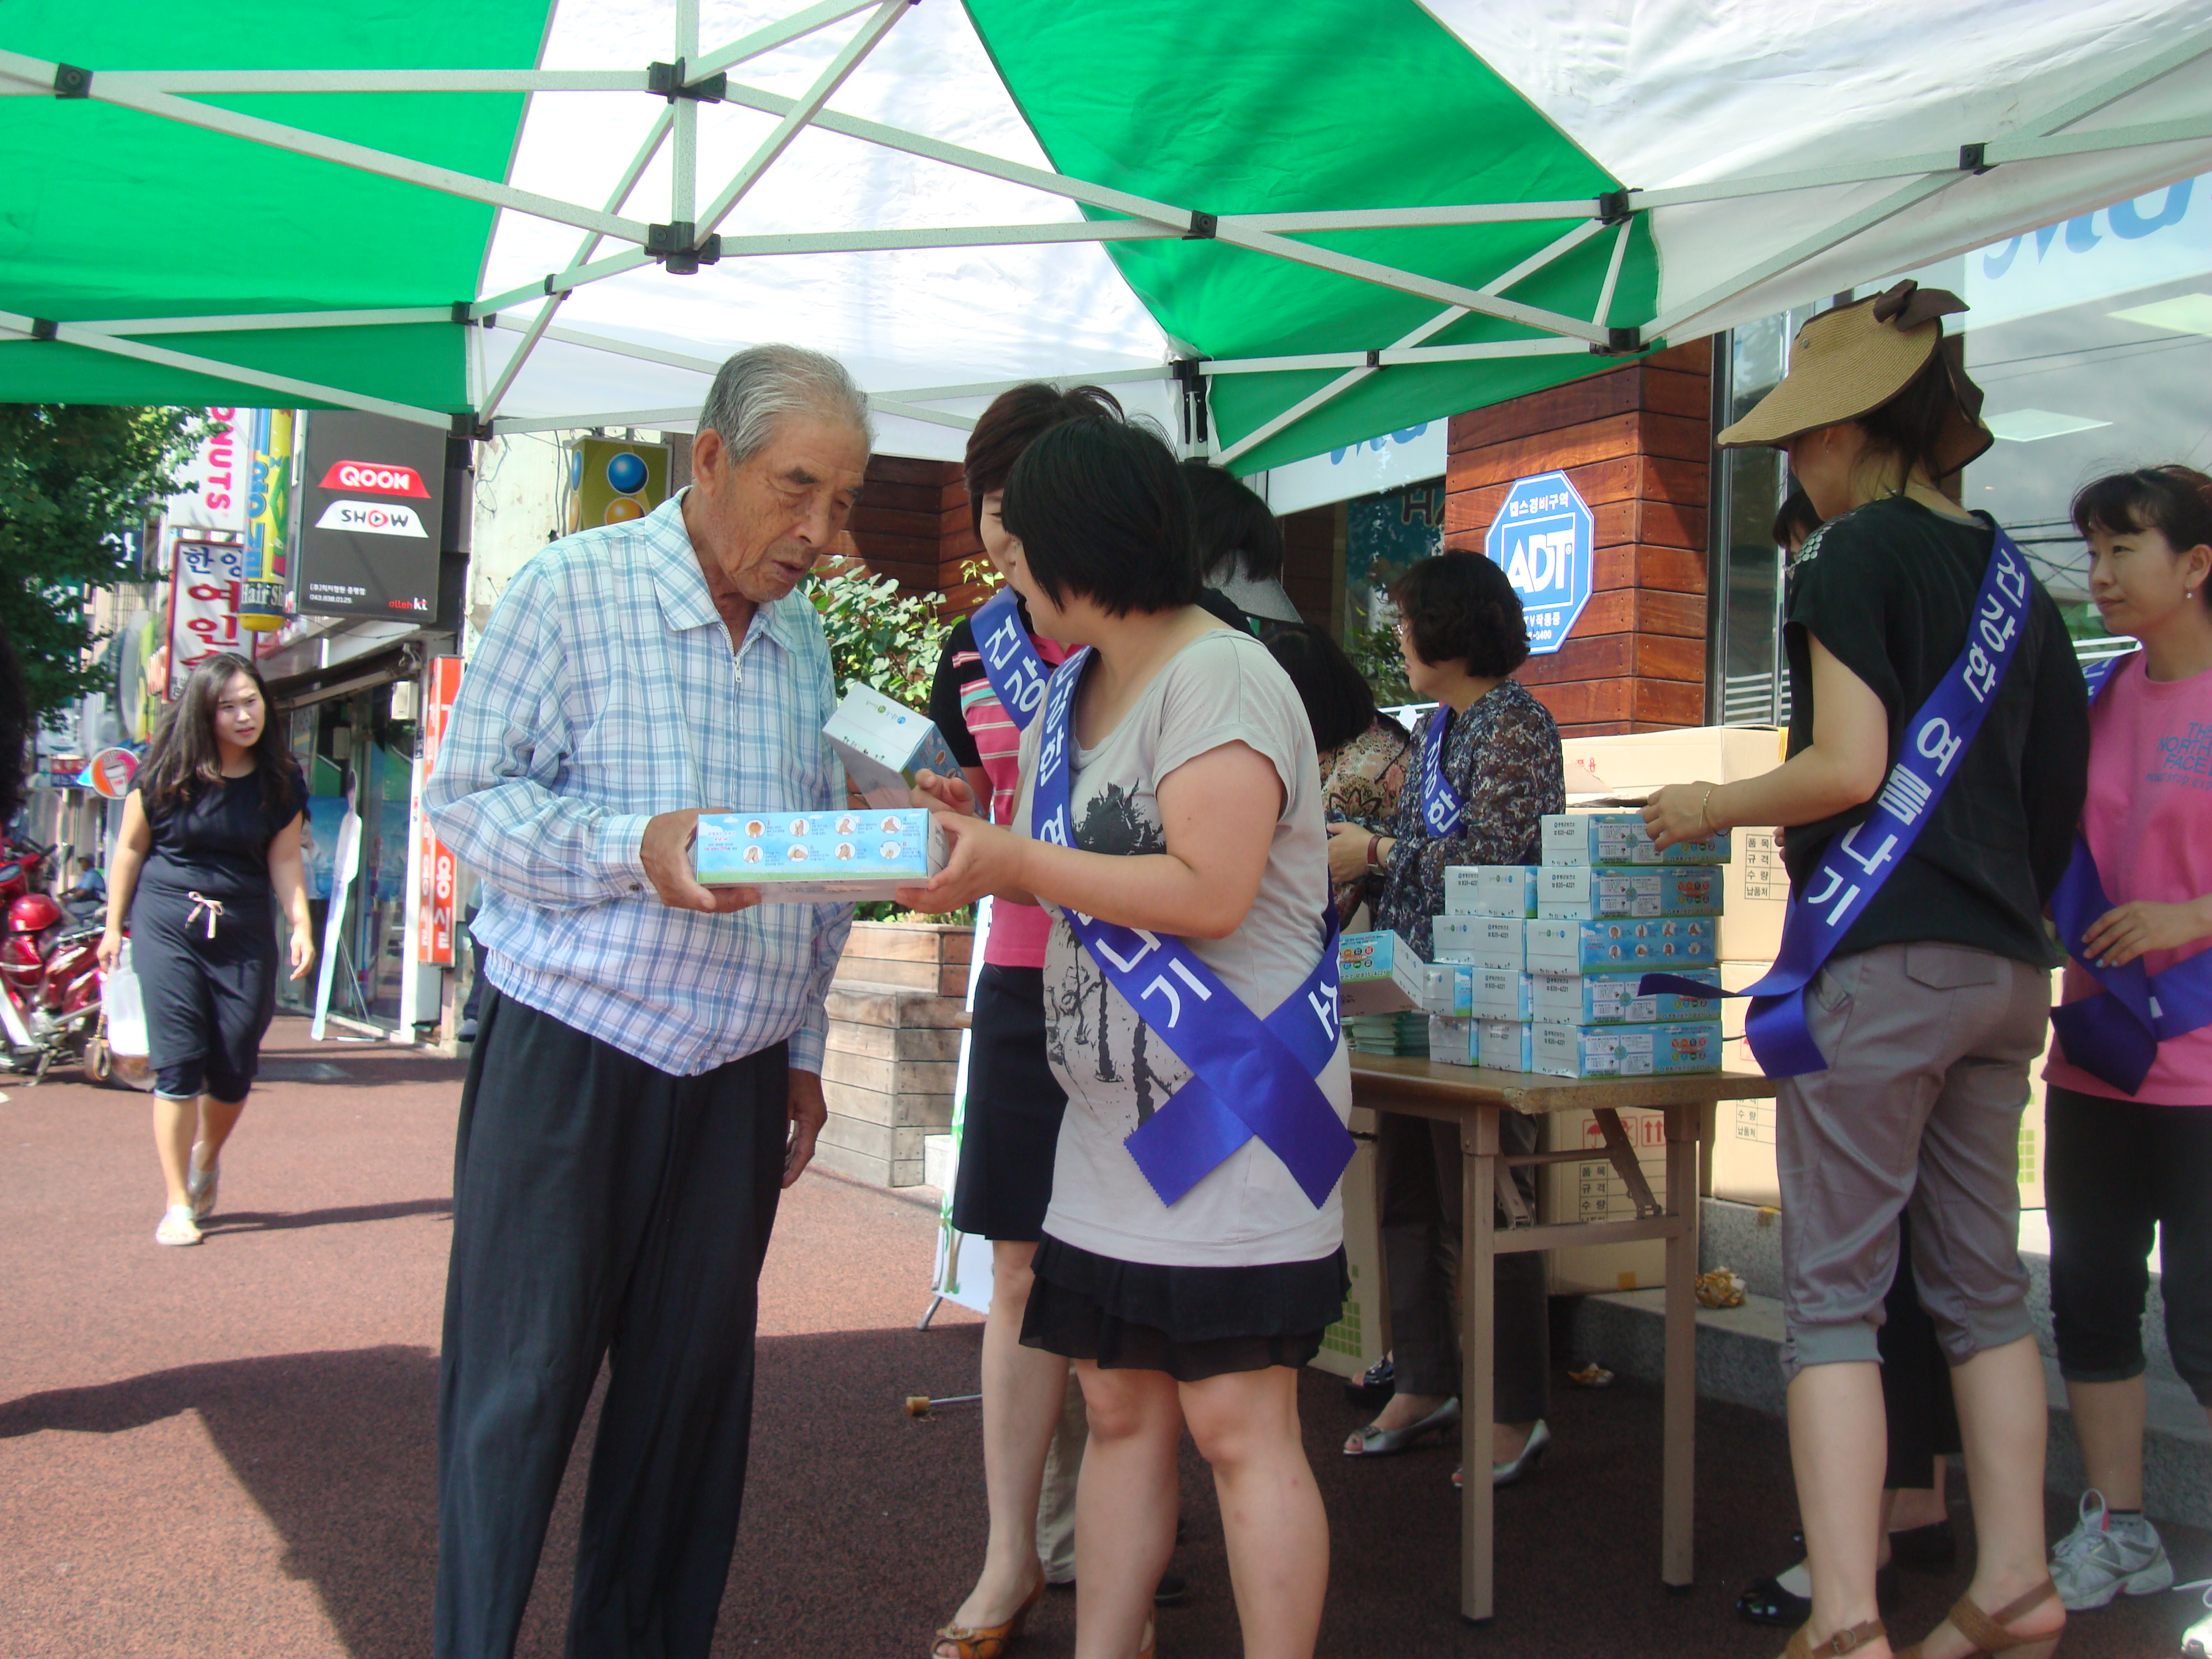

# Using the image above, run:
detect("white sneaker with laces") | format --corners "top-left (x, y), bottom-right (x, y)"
top-left (154, 1204), bottom-right (202, 1247)
top-left (2049, 1489), bottom-right (2171, 1611)
top-left (2178, 1578), bottom-right (2212, 1657)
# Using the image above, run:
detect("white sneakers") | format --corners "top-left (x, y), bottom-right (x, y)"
top-left (2182, 1579), bottom-right (2212, 1659)
top-left (2050, 1489), bottom-right (2172, 1611)
top-left (154, 1204), bottom-right (202, 1247)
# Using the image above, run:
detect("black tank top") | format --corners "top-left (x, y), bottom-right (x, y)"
top-left (140, 770), bottom-right (306, 905)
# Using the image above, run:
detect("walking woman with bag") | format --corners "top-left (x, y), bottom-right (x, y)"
top-left (1643, 284), bottom-right (2089, 1659)
top-left (100, 653), bottom-right (313, 1246)
top-left (904, 410), bottom-right (1348, 1659)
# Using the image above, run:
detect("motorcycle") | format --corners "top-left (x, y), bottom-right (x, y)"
top-left (0, 838), bottom-right (112, 1083)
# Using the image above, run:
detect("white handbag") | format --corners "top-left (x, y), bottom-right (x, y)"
top-left (103, 940), bottom-right (150, 1058)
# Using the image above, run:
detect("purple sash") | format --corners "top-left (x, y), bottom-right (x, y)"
top-left (1417, 705), bottom-right (1464, 837)
top-left (1641, 522), bottom-right (2039, 1076)
top-left (972, 587), bottom-right (1051, 733)
top-left (1030, 647), bottom-right (1353, 1208)
top-left (2047, 651), bottom-right (2212, 1093)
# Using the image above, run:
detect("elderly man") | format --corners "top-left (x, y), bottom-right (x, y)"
top-left (426, 345), bottom-right (870, 1659)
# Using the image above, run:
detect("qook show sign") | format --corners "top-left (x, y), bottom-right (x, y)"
top-left (296, 411), bottom-right (447, 621)
top-left (1483, 470), bottom-right (1593, 655)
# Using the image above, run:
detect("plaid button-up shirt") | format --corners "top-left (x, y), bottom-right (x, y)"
top-left (427, 493), bottom-right (850, 1075)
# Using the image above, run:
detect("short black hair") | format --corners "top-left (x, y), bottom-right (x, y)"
top-left (1001, 416), bottom-right (1202, 617)
top-left (1267, 623), bottom-right (1400, 753)
top-left (1772, 486), bottom-right (1821, 550)
top-left (1183, 460), bottom-right (1285, 583)
top-left (2072, 468), bottom-right (2212, 615)
top-left (1389, 549), bottom-right (1530, 679)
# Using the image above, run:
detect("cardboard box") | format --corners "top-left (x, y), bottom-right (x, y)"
top-left (1539, 1105), bottom-right (1672, 1293)
top-left (1421, 962), bottom-right (1473, 1018)
top-left (1311, 1138), bottom-right (1390, 1378)
top-left (1477, 1018), bottom-right (1533, 1072)
top-left (1441, 867), bottom-right (1484, 915)
top-left (1339, 930), bottom-right (1426, 1015)
top-left (1541, 811), bottom-right (1730, 867)
top-left (1428, 1016), bottom-right (1477, 1066)
top-left (1432, 914), bottom-right (1523, 971)
top-left (1461, 865), bottom-right (1540, 919)
top-left (1530, 967), bottom-right (1723, 1026)
top-left (1468, 968), bottom-right (1533, 1020)
top-left (1536, 864), bottom-right (1724, 921)
top-left (822, 682), bottom-right (963, 810)
top-left (1525, 917), bottom-right (1718, 974)
top-left (1533, 1020), bottom-right (1720, 1078)
top-left (696, 807), bottom-right (945, 902)
top-left (1558, 725), bottom-right (1788, 800)
top-left (1723, 826), bottom-right (1787, 961)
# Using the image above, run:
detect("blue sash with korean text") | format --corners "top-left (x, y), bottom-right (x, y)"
top-left (1030, 647), bottom-right (1354, 1208)
top-left (972, 587), bottom-right (1052, 733)
top-left (1641, 523), bottom-right (2039, 1077)
top-left (2047, 651), bottom-right (2212, 1094)
top-left (1417, 705), bottom-right (1464, 836)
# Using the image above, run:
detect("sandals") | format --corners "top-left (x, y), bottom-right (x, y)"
top-left (1343, 1395), bottom-right (1459, 1457)
top-left (1783, 1620), bottom-right (1886, 1657)
top-left (187, 1142), bottom-right (220, 1222)
top-left (932, 1578), bottom-right (1042, 1659)
top-left (1896, 1580), bottom-right (2062, 1659)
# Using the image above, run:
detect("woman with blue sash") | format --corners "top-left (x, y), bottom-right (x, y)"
top-left (1325, 551), bottom-right (1565, 1489)
top-left (902, 411), bottom-right (1348, 1659)
top-left (2033, 468), bottom-right (2212, 1648)
top-left (1644, 284), bottom-right (2089, 1659)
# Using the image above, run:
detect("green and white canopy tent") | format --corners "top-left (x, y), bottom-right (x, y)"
top-left (4, 1), bottom-right (2210, 472)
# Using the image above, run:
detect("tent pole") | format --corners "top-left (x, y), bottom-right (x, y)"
top-left (698, 0), bottom-right (911, 237)
top-left (0, 312), bottom-right (452, 429)
top-left (672, 0), bottom-right (699, 234)
top-left (691, 0), bottom-right (890, 80)
top-left (64, 307), bottom-right (454, 335)
top-left (875, 367), bottom-right (1176, 404)
top-left (1593, 222), bottom-right (1634, 326)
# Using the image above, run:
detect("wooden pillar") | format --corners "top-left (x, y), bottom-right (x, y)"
top-left (1443, 343), bottom-right (1713, 738)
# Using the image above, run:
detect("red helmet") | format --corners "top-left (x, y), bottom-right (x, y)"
top-left (8, 894), bottom-right (62, 934)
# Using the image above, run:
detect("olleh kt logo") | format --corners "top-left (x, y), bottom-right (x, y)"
top-left (318, 460), bottom-right (430, 497)
top-left (315, 500), bottom-right (429, 538)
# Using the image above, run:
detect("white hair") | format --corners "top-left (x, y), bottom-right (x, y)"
top-left (698, 343), bottom-right (873, 463)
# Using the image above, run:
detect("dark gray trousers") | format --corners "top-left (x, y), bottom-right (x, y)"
top-left (1377, 1109), bottom-right (1550, 1423)
top-left (434, 984), bottom-right (789, 1659)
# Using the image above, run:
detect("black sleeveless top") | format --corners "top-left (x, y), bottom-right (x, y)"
top-left (139, 769), bottom-right (307, 906)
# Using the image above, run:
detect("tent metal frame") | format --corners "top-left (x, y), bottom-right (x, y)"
top-left (2, 6), bottom-right (2208, 461)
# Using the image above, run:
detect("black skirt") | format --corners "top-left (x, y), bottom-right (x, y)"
top-left (130, 880), bottom-right (278, 1098)
top-left (948, 966), bottom-right (1068, 1242)
top-left (1021, 1234), bottom-right (1350, 1383)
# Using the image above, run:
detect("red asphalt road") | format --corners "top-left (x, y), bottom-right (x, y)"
top-left (2, 1016), bottom-right (2199, 1658)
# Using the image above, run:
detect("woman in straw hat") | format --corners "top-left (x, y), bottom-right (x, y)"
top-left (1643, 283), bottom-right (2090, 1659)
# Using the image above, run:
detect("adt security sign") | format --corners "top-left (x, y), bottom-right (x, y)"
top-left (1484, 471), bottom-right (1593, 654)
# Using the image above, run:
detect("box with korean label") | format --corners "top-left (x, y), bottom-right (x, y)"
top-left (1469, 968), bottom-right (1533, 1020)
top-left (1536, 864), bottom-right (1724, 921)
top-left (1528, 967), bottom-right (1723, 1026)
top-left (1525, 917), bottom-right (1718, 973)
top-left (822, 681), bottom-right (964, 810)
top-left (1477, 1018), bottom-right (1534, 1072)
top-left (695, 807), bottom-right (946, 902)
top-left (1541, 811), bottom-right (1730, 868)
top-left (1339, 930), bottom-right (1426, 1015)
top-left (1431, 915), bottom-right (1524, 971)
top-left (1421, 962), bottom-right (1474, 1018)
top-left (1532, 1019), bottom-right (1721, 1078)
top-left (1428, 1016), bottom-right (1476, 1066)
top-left (1454, 865), bottom-right (1540, 919)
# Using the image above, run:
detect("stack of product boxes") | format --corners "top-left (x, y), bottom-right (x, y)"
top-left (1427, 814), bottom-right (1729, 1079)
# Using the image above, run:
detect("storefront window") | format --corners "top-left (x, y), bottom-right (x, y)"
top-left (1341, 478), bottom-right (1446, 703)
top-left (1714, 174), bottom-right (2211, 719)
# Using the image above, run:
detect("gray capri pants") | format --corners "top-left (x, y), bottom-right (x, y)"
top-left (1776, 941), bottom-right (2051, 1381)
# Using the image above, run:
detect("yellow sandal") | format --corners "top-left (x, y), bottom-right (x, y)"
top-left (931, 1578), bottom-right (1043, 1659)
top-left (1897, 1580), bottom-right (2062, 1659)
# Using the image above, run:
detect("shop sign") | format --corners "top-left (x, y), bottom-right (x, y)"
top-left (165, 535), bottom-right (251, 693)
top-left (1966, 175), bottom-right (2210, 329)
top-left (82, 748), bottom-right (138, 799)
top-left (1484, 470), bottom-right (1593, 655)
top-left (296, 411), bottom-right (446, 620)
top-left (414, 658), bottom-right (463, 967)
top-left (1261, 421), bottom-right (1448, 517)
top-left (239, 408), bottom-right (294, 633)
top-left (164, 408), bottom-right (251, 535)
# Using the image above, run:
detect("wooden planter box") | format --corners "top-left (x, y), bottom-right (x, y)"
top-left (816, 922), bottom-right (973, 1188)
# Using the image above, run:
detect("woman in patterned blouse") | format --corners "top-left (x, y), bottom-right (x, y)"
top-left (1267, 622), bottom-right (1411, 927)
top-left (1324, 550), bottom-right (1566, 1489)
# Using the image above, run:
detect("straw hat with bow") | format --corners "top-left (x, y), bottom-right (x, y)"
top-left (1717, 280), bottom-right (1993, 478)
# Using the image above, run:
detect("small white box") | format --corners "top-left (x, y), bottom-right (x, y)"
top-left (1432, 915), bottom-right (1524, 971)
top-left (1468, 968), bottom-right (1533, 1020)
top-left (1469, 865), bottom-right (1541, 919)
top-left (1529, 968), bottom-right (1724, 1026)
top-left (1339, 930), bottom-right (1426, 1015)
top-left (1532, 1020), bottom-right (1722, 1078)
top-left (1428, 1016), bottom-right (1477, 1066)
top-left (1541, 811), bottom-right (1730, 867)
top-left (1536, 865), bottom-right (1725, 920)
top-left (695, 807), bottom-right (946, 903)
top-left (1477, 1018), bottom-right (1534, 1072)
top-left (1525, 917), bottom-right (1719, 974)
top-left (1421, 962), bottom-right (1474, 1018)
top-left (1442, 867), bottom-right (1485, 915)
top-left (822, 681), bottom-right (964, 810)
